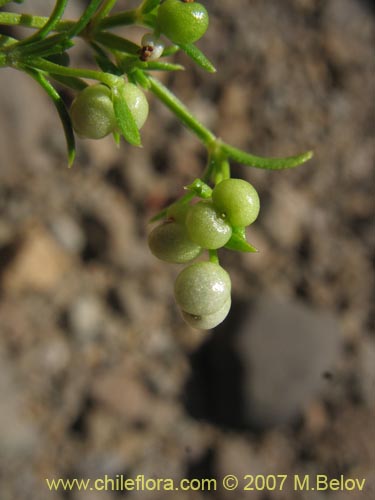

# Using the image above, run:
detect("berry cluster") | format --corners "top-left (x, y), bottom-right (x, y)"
top-left (70, 82), bottom-right (149, 139)
top-left (0, 0), bottom-right (312, 330)
top-left (69, 0), bottom-right (209, 142)
top-left (148, 179), bottom-right (260, 329)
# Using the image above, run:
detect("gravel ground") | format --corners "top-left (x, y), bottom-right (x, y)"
top-left (0, 1), bottom-right (374, 499)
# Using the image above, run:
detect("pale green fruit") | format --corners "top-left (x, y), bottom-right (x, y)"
top-left (174, 261), bottom-right (231, 316)
top-left (181, 297), bottom-right (231, 330)
top-left (148, 221), bottom-right (201, 264)
top-left (71, 84), bottom-right (116, 139)
top-left (212, 178), bottom-right (260, 227)
top-left (186, 201), bottom-right (232, 250)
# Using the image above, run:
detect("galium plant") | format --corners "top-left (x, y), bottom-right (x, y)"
top-left (0, 0), bottom-right (313, 329)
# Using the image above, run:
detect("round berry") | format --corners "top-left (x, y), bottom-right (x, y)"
top-left (212, 178), bottom-right (260, 227)
top-left (174, 261), bottom-right (231, 316)
top-left (186, 201), bottom-right (232, 249)
top-left (181, 297), bottom-right (231, 330)
top-left (148, 221), bottom-right (201, 264)
top-left (122, 82), bottom-right (149, 129)
top-left (70, 84), bottom-right (116, 139)
top-left (157, 0), bottom-right (209, 45)
top-left (140, 33), bottom-right (165, 61)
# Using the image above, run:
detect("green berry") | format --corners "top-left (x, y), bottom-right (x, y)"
top-left (212, 178), bottom-right (260, 227)
top-left (148, 221), bottom-right (202, 264)
top-left (181, 297), bottom-right (231, 330)
top-left (122, 82), bottom-right (149, 130)
top-left (186, 201), bottom-right (232, 249)
top-left (70, 84), bottom-right (116, 139)
top-left (174, 261), bottom-right (231, 316)
top-left (157, 0), bottom-right (209, 45)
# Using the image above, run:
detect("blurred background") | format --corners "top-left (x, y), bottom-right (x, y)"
top-left (0, 0), bottom-right (374, 499)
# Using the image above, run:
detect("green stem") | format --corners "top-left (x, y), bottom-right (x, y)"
top-left (98, 9), bottom-right (156, 30)
top-left (91, 0), bottom-right (118, 27)
top-left (208, 250), bottom-right (219, 264)
top-left (220, 142), bottom-right (313, 170)
top-left (22, 57), bottom-right (117, 86)
top-left (17, 0), bottom-right (69, 45)
top-left (0, 11), bottom-right (74, 31)
top-left (147, 75), bottom-right (216, 147)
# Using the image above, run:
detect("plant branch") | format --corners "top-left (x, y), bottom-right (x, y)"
top-left (147, 75), bottom-right (216, 146)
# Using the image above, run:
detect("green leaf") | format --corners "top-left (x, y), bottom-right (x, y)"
top-left (220, 142), bottom-right (314, 170)
top-left (161, 44), bottom-right (179, 57)
top-left (26, 68), bottom-right (75, 166)
top-left (112, 82), bottom-right (141, 147)
top-left (16, 0), bottom-right (68, 46)
top-left (67, 0), bottom-right (102, 37)
top-left (0, 0), bottom-right (24, 6)
top-left (0, 0), bottom-right (24, 7)
top-left (185, 178), bottom-right (212, 199)
top-left (17, 32), bottom-right (72, 57)
top-left (49, 73), bottom-right (87, 91)
top-left (139, 61), bottom-right (184, 72)
top-left (177, 42), bottom-right (216, 73)
top-left (95, 31), bottom-right (140, 55)
top-left (140, 0), bottom-right (160, 14)
top-left (130, 68), bottom-right (151, 89)
top-left (0, 34), bottom-right (17, 48)
top-left (90, 41), bottom-right (121, 74)
top-left (224, 227), bottom-right (258, 253)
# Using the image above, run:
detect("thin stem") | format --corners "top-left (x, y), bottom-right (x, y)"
top-left (220, 142), bottom-right (313, 170)
top-left (91, 0), bottom-right (118, 27)
top-left (17, 0), bottom-right (69, 45)
top-left (98, 9), bottom-right (156, 30)
top-left (208, 250), bottom-right (219, 264)
top-left (23, 57), bottom-right (117, 86)
top-left (147, 75), bottom-right (216, 147)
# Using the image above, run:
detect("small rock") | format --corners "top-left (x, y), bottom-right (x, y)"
top-left (2, 224), bottom-right (71, 293)
top-left (68, 295), bottom-right (104, 341)
top-left (50, 215), bottom-right (85, 254)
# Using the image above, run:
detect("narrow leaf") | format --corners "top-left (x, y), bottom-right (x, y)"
top-left (130, 68), bottom-right (151, 89)
top-left (95, 31), bottom-right (140, 55)
top-left (16, 0), bottom-right (68, 46)
top-left (225, 227), bottom-right (258, 253)
top-left (0, 34), bottom-right (17, 48)
top-left (19, 32), bottom-right (72, 57)
top-left (185, 178), bottom-right (212, 199)
top-left (67, 0), bottom-right (102, 37)
top-left (0, 0), bottom-right (23, 6)
top-left (221, 142), bottom-right (314, 170)
top-left (26, 69), bottom-right (75, 166)
top-left (178, 42), bottom-right (216, 73)
top-left (49, 73), bottom-right (87, 91)
top-left (161, 45), bottom-right (179, 57)
top-left (112, 83), bottom-right (141, 146)
top-left (139, 61), bottom-right (184, 72)
top-left (90, 41), bottom-right (120, 74)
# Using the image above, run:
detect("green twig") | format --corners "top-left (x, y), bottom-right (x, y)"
top-left (147, 75), bottom-right (216, 146)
